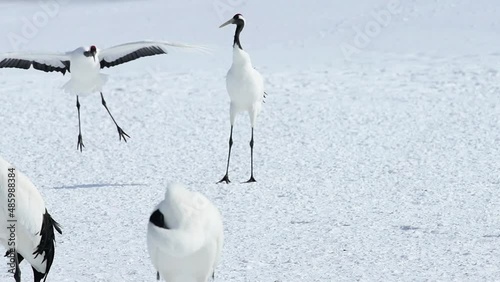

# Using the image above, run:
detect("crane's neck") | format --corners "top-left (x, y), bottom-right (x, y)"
top-left (233, 21), bottom-right (244, 49)
top-left (232, 46), bottom-right (252, 68)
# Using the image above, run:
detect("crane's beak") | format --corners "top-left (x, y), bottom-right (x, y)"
top-left (219, 18), bottom-right (234, 28)
top-left (92, 54), bottom-right (96, 62)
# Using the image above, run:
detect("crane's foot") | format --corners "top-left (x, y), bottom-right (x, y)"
top-left (244, 176), bottom-right (257, 183)
top-left (217, 174), bottom-right (231, 184)
top-left (117, 126), bottom-right (130, 142)
top-left (77, 134), bottom-right (85, 152)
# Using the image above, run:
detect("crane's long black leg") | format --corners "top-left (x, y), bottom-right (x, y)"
top-left (76, 96), bottom-right (85, 152)
top-left (100, 92), bottom-right (130, 142)
top-left (13, 251), bottom-right (23, 282)
top-left (218, 125), bottom-right (233, 184)
top-left (245, 127), bottom-right (256, 183)
top-left (156, 271), bottom-right (160, 280)
top-left (33, 267), bottom-right (45, 282)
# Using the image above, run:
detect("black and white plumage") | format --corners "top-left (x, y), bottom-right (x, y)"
top-left (0, 156), bottom-right (62, 282)
top-left (218, 14), bottom-right (265, 184)
top-left (147, 183), bottom-right (223, 282)
top-left (0, 41), bottom-right (202, 152)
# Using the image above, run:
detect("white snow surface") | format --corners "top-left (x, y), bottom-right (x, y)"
top-left (0, 0), bottom-right (500, 281)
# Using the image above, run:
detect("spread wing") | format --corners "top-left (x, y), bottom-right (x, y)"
top-left (0, 52), bottom-right (70, 75)
top-left (99, 40), bottom-right (207, 69)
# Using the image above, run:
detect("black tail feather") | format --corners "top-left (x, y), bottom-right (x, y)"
top-left (32, 209), bottom-right (62, 282)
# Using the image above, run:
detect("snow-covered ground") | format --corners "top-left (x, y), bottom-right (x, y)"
top-left (1, 0), bottom-right (499, 281)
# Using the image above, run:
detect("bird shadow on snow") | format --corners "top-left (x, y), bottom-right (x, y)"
top-left (51, 183), bottom-right (147, 189)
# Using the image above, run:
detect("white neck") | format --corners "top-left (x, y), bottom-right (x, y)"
top-left (232, 46), bottom-right (252, 67)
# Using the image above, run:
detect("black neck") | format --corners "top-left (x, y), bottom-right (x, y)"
top-left (150, 209), bottom-right (169, 229)
top-left (233, 20), bottom-right (244, 49)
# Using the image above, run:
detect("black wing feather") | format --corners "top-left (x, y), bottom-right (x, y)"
top-left (33, 209), bottom-right (62, 279)
top-left (100, 46), bottom-right (166, 69)
top-left (0, 58), bottom-right (69, 75)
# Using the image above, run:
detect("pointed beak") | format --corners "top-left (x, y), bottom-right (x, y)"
top-left (92, 54), bottom-right (96, 62)
top-left (219, 18), bottom-right (234, 28)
